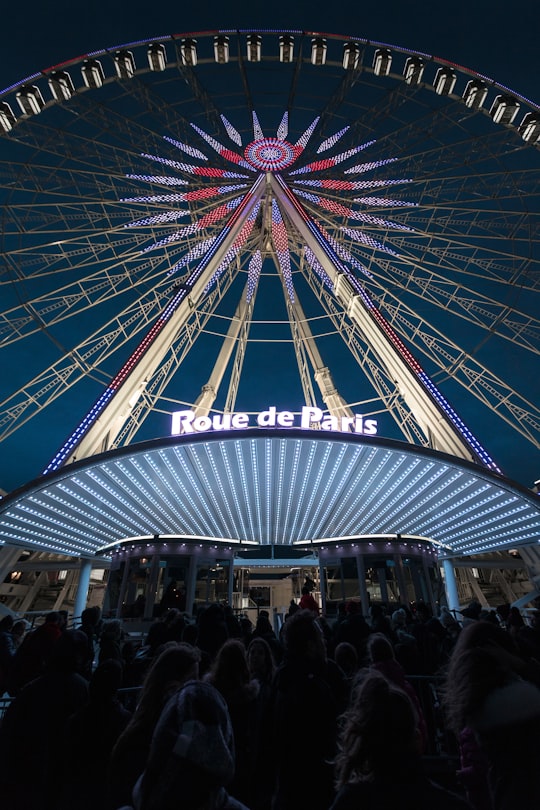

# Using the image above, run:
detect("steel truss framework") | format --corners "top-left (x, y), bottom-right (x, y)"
top-left (0, 30), bottom-right (539, 562)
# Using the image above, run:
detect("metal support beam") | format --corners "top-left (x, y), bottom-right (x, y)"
top-left (269, 173), bottom-right (484, 464)
top-left (73, 558), bottom-right (93, 624)
top-left (56, 175), bottom-right (267, 467)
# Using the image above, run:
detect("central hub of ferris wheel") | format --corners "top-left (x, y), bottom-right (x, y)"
top-left (244, 137), bottom-right (299, 171)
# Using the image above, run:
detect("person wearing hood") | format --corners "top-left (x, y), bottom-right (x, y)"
top-left (127, 680), bottom-right (248, 810)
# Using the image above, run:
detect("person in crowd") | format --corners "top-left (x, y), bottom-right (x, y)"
top-left (443, 619), bottom-right (540, 810)
top-left (267, 609), bottom-right (346, 810)
top-left (252, 610), bottom-right (282, 664)
top-left (205, 638), bottom-right (260, 807)
top-left (60, 658), bottom-right (132, 810)
top-left (80, 605), bottom-right (103, 678)
top-left (0, 615), bottom-right (16, 694)
top-left (196, 602), bottom-right (229, 665)
top-left (98, 618), bottom-right (125, 668)
top-left (0, 629), bottom-right (90, 810)
top-left (298, 585), bottom-right (320, 614)
top-left (367, 632), bottom-right (428, 752)
top-left (8, 610), bottom-right (65, 693)
top-left (333, 641), bottom-right (359, 698)
top-left (129, 680), bottom-right (249, 810)
top-left (368, 603), bottom-right (396, 643)
top-left (331, 671), bottom-right (469, 810)
top-left (108, 641), bottom-right (201, 809)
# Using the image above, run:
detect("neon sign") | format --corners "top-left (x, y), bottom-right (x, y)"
top-left (171, 405), bottom-right (377, 436)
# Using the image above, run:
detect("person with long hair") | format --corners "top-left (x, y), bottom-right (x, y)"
top-left (108, 642), bottom-right (200, 808)
top-left (443, 620), bottom-right (540, 810)
top-left (332, 671), bottom-right (468, 810)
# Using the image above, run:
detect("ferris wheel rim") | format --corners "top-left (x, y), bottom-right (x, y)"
top-left (0, 28), bottom-right (538, 492)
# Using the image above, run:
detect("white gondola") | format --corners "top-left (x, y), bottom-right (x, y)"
top-left (16, 85), bottom-right (45, 115)
top-left (279, 34), bottom-right (294, 63)
top-left (462, 79), bottom-right (488, 109)
top-left (81, 60), bottom-right (105, 89)
top-left (148, 43), bottom-right (167, 72)
top-left (518, 112), bottom-right (540, 143)
top-left (433, 67), bottom-right (456, 96)
top-left (247, 34), bottom-right (262, 62)
top-left (373, 48), bottom-right (392, 76)
top-left (114, 50), bottom-right (136, 80)
top-left (343, 42), bottom-right (360, 70)
top-left (490, 95), bottom-right (520, 125)
top-left (311, 38), bottom-right (327, 66)
top-left (180, 39), bottom-right (197, 67)
top-left (214, 36), bottom-right (229, 64)
top-left (48, 71), bottom-right (75, 102)
top-left (403, 56), bottom-right (424, 85)
top-left (0, 101), bottom-right (16, 132)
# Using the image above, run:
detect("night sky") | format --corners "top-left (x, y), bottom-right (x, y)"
top-left (1, 0), bottom-right (539, 493)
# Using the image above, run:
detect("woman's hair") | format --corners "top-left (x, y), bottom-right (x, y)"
top-left (334, 671), bottom-right (417, 788)
top-left (247, 636), bottom-right (276, 681)
top-left (367, 632), bottom-right (395, 663)
top-left (125, 642), bottom-right (201, 735)
top-left (442, 621), bottom-right (523, 733)
top-left (207, 638), bottom-right (250, 699)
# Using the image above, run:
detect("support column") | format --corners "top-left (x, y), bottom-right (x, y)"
top-left (393, 554), bottom-right (408, 605)
top-left (377, 566), bottom-right (389, 603)
top-left (409, 563), bottom-right (427, 604)
top-left (73, 559), bottom-right (93, 625)
top-left (441, 558), bottom-right (460, 614)
top-left (144, 554), bottom-right (162, 620)
top-left (18, 571), bottom-right (47, 614)
top-left (53, 569), bottom-right (77, 612)
top-left (185, 555), bottom-right (198, 617)
top-left (422, 557), bottom-right (437, 613)
top-left (318, 558), bottom-right (327, 616)
top-left (0, 545), bottom-right (24, 583)
top-left (115, 557), bottom-right (131, 619)
top-left (227, 559), bottom-right (234, 608)
top-left (355, 555), bottom-right (370, 617)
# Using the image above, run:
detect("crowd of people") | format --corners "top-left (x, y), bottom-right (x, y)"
top-left (0, 593), bottom-right (539, 810)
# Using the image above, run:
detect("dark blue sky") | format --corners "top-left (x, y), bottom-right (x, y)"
top-left (1, 0), bottom-right (539, 493)
top-left (2, 1), bottom-right (538, 99)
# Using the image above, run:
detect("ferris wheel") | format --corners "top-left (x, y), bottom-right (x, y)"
top-left (0, 30), bottom-right (539, 490)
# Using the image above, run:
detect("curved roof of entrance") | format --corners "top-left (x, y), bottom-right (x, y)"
top-left (0, 430), bottom-right (539, 559)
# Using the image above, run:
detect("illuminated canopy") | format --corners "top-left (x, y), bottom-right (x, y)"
top-left (0, 430), bottom-right (538, 560)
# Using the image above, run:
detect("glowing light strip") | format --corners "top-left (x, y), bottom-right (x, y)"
top-left (204, 200), bottom-right (261, 293)
top-left (121, 193), bottom-right (192, 203)
top-left (142, 199), bottom-right (242, 253)
top-left (124, 210), bottom-right (190, 228)
top-left (191, 123), bottom-right (253, 170)
top-left (277, 111), bottom-right (288, 140)
top-left (45, 180), bottom-right (265, 472)
top-left (295, 117), bottom-right (320, 149)
top-left (342, 226), bottom-right (400, 256)
top-left (127, 174), bottom-right (189, 186)
top-left (141, 153), bottom-right (248, 178)
top-left (252, 111), bottom-right (264, 140)
top-left (354, 197), bottom-right (416, 207)
top-left (344, 158), bottom-right (399, 175)
top-left (271, 200), bottom-right (294, 302)
top-left (318, 225), bottom-right (373, 279)
top-left (317, 126), bottom-right (350, 153)
top-left (289, 141), bottom-right (376, 175)
top-left (293, 190), bottom-right (414, 231)
top-left (220, 114), bottom-right (242, 146)
top-left (167, 237), bottom-right (217, 276)
top-left (163, 136), bottom-right (208, 161)
top-left (275, 174), bottom-right (499, 471)
top-left (304, 246), bottom-right (333, 289)
top-left (246, 250), bottom-right (262, 303)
